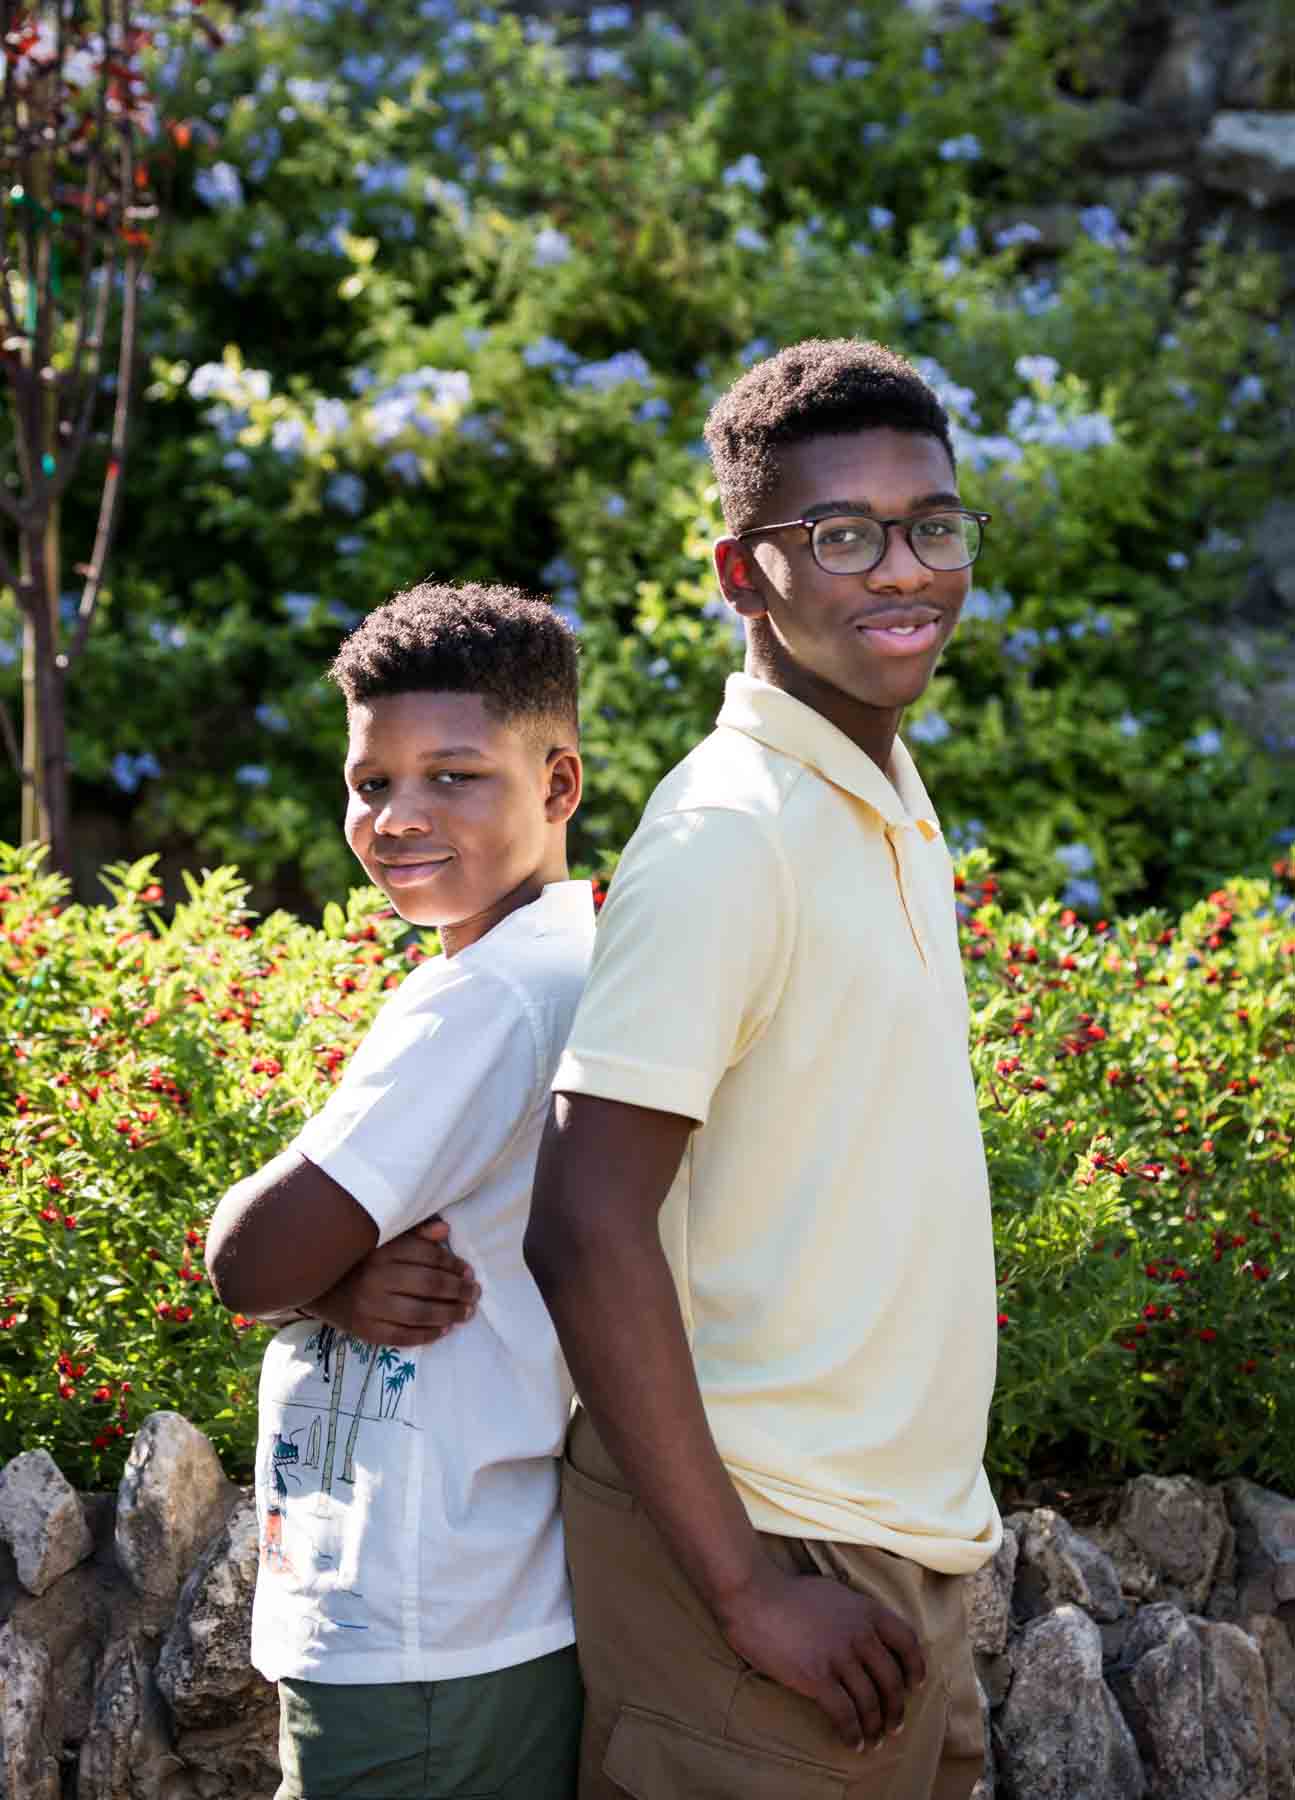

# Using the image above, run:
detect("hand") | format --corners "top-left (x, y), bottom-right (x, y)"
top-left (716, 1560), bottom-right (926, 1752)
top-left (310, 1216), bottom-right (480, 1346)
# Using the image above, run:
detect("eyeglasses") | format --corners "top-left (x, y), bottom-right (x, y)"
top-left (735, 508), bottom-right (991, 576)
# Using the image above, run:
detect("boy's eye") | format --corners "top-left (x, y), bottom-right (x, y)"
top-left (355, 777), bottom-right (387, 796)
top-left (430, 771), bottom-right (476, 785)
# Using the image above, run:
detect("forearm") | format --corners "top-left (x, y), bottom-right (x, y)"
top-left (528, 1211), bottom-right (763, 1620)
top-left (206, 1150), bottom-right (379, 1317)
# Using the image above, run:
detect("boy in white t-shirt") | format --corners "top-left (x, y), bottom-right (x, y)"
top-left (208, 581), bottom-right (592, 1800)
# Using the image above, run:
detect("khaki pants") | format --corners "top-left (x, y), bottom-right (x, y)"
top-left (563, 1410), bottom-right (984, 1800)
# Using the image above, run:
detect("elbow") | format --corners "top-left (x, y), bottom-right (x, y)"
top-left (204, 1193), bottom-right (252, 1314)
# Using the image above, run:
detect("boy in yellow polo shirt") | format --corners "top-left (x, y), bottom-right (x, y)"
top-left (526, 339), bottom-right (1001, 1799)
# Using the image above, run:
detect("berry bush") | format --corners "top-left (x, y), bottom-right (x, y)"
top-left (1, 843), bottom-right (1292, 1492)
top-left (0, 0), bottom-right (1290, 915)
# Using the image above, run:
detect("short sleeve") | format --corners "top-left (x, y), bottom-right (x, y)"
top-left (553, 807), bottom-right (793, 1124)
top-left (291, 962), bottom-right (538, 1245)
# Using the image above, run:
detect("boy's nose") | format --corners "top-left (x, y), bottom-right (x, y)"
top-left (867, 537), bottom-right (932, 593)
top-left (375, 787), bottom-right (438, 835)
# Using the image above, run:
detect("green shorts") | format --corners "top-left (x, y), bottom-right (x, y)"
top-left (274, 1645), bottom-right (583, 1800)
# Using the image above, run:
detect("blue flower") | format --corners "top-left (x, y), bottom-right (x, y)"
top-left (860, 122), bottom-right (889, 145)
top-left (1271, 827), bottom-right (1295, 846)
top-left (962, 586), bottom-right (1014, 622)
top-left (386, 450), bottom-right (423, 485)
top-left (325, 473), bottom-right (365, 516)
top-left (587, 48), bottom-right (629, 80)
top-left (868, 204), bottom-right (895, 231)
top-left (589, 4), bottom-right (632, 30)
top-left (1187, 728), bottom-right (1222, 757)
top-left (573, 351), bottom-right (653, 392)
top-left (1015, 353), bottom-right (1060, 388)
top-left (533, 226), bottom-right (573, 267)
top-left (1055, 842), bottom-right (1095, 875)
top-left (1232, 374), bottom-right (1265, 407)
top-left (110, 751), bottom-right (161, 793)
top-left (938, 134), bottom-right (982, 162)
top-left (1118, 713), bottom-right (1142, 738)
top-left (337, 535), bottom-right (366, 557)
top-left (1003, 627), bottom-right (1040, 662)
top-left (523, 337), bottom-right (576, 370)
top-left (604, 493), bottom-right (627, 518)
top-left (843, 59), bottom-right (875, 78)
top-left (722, 153), bottom-right (766, 194)
top-left (236, 764), bottom-right (271, 787)
top-left (908, 712), bottom-right (951, 745)
top-left (194, 162), bottom-right (243, 209)
top-left (553, 602), bottom-right (583, 632)
top-left (271, 417), bottom-right (306, 455)
top-left (1062, 877), bottom-right (1101, 911)
top-left (733, 224), bottom-right (769, 252)
top-left (959, 0), bottom-right (997, 18)
top-left (1079, 204), bottom-right (1124, 247)
top-left (1166, 550), bottom-right (1189, 571)
top-left (922, 46), bottom-right (942, 71)
top-left (221, 449), bottom-right (251, 475)
top-left (282, 592), bottom-right (319, 622)
top-left (739, 338), bottom-right (772, 367)
top-left (256, 704), bottom-right (290, 733)
top-left (542, 557), bottom-right (578, 589)
top-left (993, 221), bottom-right (1043, 249)
top-left (808, 52), bottom-right (841, 79)
top-left (636, 396), bottom-right (672, 422)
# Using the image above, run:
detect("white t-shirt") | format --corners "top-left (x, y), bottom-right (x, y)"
top-left (249, 881), bottom-right (595, 1685)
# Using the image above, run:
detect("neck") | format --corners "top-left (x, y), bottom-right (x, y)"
top-left (439, 850), bottom-right (570, 959)
top-left (744, 630), bottom-right (901, 774)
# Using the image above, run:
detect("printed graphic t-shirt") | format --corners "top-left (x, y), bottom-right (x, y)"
top-left (250, 881), bottom-right (595, 1684)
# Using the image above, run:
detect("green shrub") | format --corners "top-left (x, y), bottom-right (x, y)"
top-left (0, 0), bottom-right (1289, 914)
top-left (1, 842), bottom-right (1292, 1492)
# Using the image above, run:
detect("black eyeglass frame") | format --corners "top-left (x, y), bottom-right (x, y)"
top-left (735, 508), bottom-right (992, 575)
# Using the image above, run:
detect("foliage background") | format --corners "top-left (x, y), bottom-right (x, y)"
top-left (0, 846), bottom-right (1291, 1492)
top-left (0, 0), bottom-right (1290, 916)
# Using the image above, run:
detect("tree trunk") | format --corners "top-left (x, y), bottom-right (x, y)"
top-left (315, 1334), bottom-right (349, 1512)
top-left (339, 1349), bottom-right (376, 1486)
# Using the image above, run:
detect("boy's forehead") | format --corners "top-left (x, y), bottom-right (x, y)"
top-left (345, 688), bottom-right (511, 752)
top-left (763, 428), bottom-right (958, 521)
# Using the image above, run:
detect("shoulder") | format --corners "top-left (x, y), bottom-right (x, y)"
top-left (646, 725), bottom-right (809, 828)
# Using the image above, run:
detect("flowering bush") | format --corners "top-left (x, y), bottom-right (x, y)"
top-left (0, 0), bottom-right (1288, 914)
top-left (1, 841), bottom-right (1292, 1492)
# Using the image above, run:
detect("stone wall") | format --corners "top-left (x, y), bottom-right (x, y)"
top-left (2, 1416), bottom-right (1295, 1798)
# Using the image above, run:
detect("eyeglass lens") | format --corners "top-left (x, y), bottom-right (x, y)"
top-left (812, 512), bottom-right (982, 574)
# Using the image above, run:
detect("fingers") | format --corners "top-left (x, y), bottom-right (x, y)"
top-left (816, 1677), bottom-right (871, 1752)
top-left (361, 1267), bottom-right (480, 1306)
top-left (348, 1320), bottom-right (450, 1348)
top-left (874, 1605), bottom-right (927, 1695)
top-left (412, 1217), bottom-right (451, 1242)
top-left (378, 1241), bottom-right (474, 1281)
top-left (845, 1631), bottom-right (906, 1742)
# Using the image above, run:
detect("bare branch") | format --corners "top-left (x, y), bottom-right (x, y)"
top-left (0, 692), bottom-right (29, 783)
top-left (66, 245), bottom-right (135, 668)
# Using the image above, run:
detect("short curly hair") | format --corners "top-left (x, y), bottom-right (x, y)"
top-left (329, 581), bottom-right (579, 740)
top-left (703, 338), bottom-right (956, 532)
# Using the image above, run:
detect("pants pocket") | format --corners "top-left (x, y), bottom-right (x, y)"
top-left (604, 1705), bottom-right (847, 1800)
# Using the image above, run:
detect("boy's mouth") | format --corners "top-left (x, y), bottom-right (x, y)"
top-left (378, 855), bottom-right (453, 886)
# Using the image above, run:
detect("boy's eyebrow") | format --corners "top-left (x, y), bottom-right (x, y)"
top-left (801, 490), bottom-right (963, 518)
top-left (345, 745), bottom-right (492, 776)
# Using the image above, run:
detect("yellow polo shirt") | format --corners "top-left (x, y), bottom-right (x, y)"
top-left (554, 674), bottom-right (1001, 1575)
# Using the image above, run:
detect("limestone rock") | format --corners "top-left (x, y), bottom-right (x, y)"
top-left (1201, 111), bottom-right (1295, 207)
top-left (1110, 1603), bottom-right (1205, 1797)
top-left (155, 1497), bottom-right (279, 1797)
top-left (1251, 501), bottom-right (1295, 609)
top-left (1113, 1475), bottom-right (1233, 1612)
top-left (76, 1634), bottom-right (183, 1800)
top-left (1248, 1613), bottom-right (1295, 1800)
top-left (1196, 1618), bottom-right (1269, 1800)
top-left (1139, 13), bottom-right (1221, 117)
top-left (1227, 1478), bottom-right (1295, 1614)
top-left (1010, 1509), bottom-right (1125, 1623)
top-left (0, 1447), bottom-right (94, 1596)
top-left (996, 1605), bottom-right (1146, 1800)
top-left (967, 1527), bottom-right (1019, 1656)
top-left (970, 1674), bottom-right (995, 1799)
top-left (0, 1622), bottom-right (59, 1800)
top-left (115, 1415), bottom-right (230, 1604)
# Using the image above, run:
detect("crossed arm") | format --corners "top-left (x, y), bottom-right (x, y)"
top-left (206, 1149), bottom-right (479, 1346)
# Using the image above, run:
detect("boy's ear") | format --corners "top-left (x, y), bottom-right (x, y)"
top-left (544, 746), bottom-right (582, 825)
top-left (714, 537), bottom-right (768, 618)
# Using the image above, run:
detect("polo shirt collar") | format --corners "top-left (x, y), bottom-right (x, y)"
top-left (716, 673), bottom-right (942, 838)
